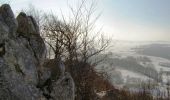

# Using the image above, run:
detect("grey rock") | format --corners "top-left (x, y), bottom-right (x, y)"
top-left (16, 12), bottom-right (30, 37)
top-left (51, 72), bottom-right (75, 100)
top-left (38, 67), bottom-right (51, 86)
top-left (17, 12), bottom-right (39, 37)
top-left (0, 4), bottom-right (18, 37)
top-left (0, 58), bottom-right (44, 100)
top-left (28, 16), bottom-right (40, 34)
top-left (17, 12), bottom-right (46, 65)
top-left (0, 21), bottom-right (9, 43)
top-left (29, 34), bottom-right (46, 66)
top-left (0, 4), bottom-right (75, 100)
top-left (4, 38), bottom-right (39, 85)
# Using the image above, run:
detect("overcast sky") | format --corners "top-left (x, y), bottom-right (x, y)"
top-left (1, 0), bottom-right (170, 41)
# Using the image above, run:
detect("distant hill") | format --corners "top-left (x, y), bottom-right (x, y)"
top-left (133, 43), bottom-right (170, 60)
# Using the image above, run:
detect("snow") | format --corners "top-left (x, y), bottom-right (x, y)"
top-left (149, 56), bottom-right (170, 72)
top-left (95, 40), bottom-right (170, 96)
top-left (116, 69), bottom-right (149, 80)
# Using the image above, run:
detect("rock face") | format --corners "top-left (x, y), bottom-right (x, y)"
top-left (51, 72), bottom-right (75, 100)
top-left (0, 4), bottom-right (75, 100)
top-left (17, 12), bottom-right (46, 66)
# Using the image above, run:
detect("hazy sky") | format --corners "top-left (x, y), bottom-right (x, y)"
top-left (2, 0), bottom-right (170, 41)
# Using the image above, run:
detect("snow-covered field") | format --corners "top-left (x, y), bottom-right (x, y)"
top-left (96, 41), bottom-right (170, 90)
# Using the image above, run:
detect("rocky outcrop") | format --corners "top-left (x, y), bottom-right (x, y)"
top-left (0, 4), bottom-right (75, 100)
top-left (17, 12), bottom-right (46, 66)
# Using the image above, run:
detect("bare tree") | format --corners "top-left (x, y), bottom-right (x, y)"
top-left (43, 0), bottom-right (110, 64)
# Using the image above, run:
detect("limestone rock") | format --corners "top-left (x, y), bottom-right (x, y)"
top-left (0, 4), bottom-right (75, 100)
top-left (16, 12), bottom-right (30, 37)
top-left (17, 12), bottom-right (46, 65)
top-left (4, 38), bottom-right (39, 85)
top-left (0, 4), bottom-right (18, 37)
top-left (17, 12), bottom-right (39, 37)
top-left (51, 72), bottom-right (75, 100)
top-left (28, 15), bottom-right (40, 34)
top-left (0, 21), bottom-right (9, 43)
top-left (29, 34), bottom-right (46, 65)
